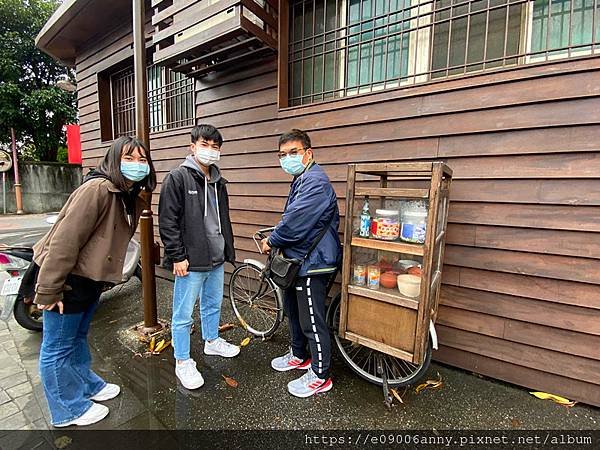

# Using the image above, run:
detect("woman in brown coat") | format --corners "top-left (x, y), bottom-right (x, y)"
top-left (31, 136), bottom-right (156, 427)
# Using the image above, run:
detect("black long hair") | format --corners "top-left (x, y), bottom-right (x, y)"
top-left (94, 136), bottom-right (157, 193)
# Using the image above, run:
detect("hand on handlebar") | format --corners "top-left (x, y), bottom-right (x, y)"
top-left (261, 238), bottom-right (271, 254)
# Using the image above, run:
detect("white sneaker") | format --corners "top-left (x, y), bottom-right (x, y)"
top-left (271, 349), bottom-right (311, 372)
top-left (175, 359), bottom-right (205, 390)
top-left (204, 337), bottom-right (240, 358)
top-left (90, 383), bottom-right (120, 402)
top-left (54, 402), bottom-right (109, 427)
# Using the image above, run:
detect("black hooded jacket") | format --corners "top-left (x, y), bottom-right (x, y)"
top-left (158, 162), bottom-right (235, 272)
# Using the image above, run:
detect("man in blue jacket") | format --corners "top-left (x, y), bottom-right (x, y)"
top-left (261, 129), bottom-right (341, 398)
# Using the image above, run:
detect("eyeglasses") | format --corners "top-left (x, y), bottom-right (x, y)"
top-left (278, 147), bottom-right (307, 159)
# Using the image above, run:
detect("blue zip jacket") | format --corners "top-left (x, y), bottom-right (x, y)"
top-left (268, 162), bottom-right (342, 277)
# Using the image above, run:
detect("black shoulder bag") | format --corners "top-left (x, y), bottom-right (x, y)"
top-left (268, 219), bottom-right (333, 290)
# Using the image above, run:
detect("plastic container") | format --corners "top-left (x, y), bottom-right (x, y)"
top-left (370, 209), bottom-right (400, 241)
top-left (380, 271), bottom-right (399, 289)
top-left (397, 274), bottom-right (421, 297)
top-left (400, 209), bottom-right (427, 244)
top-left (397, 259), bottom-right (420, 271)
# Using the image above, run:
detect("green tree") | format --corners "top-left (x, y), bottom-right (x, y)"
top-left (0, 0), bottom-right (77, 161)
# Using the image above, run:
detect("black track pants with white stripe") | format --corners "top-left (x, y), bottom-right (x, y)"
top-left (283, 274), bottom-right (331, 379)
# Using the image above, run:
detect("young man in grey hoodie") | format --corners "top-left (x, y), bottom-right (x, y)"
top-left (159, 124), bottom-right (238, 390)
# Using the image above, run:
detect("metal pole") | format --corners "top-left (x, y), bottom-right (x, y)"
top-left (10, 128), bottom-right (24, 214)
top-left (133, 0), bottom-right (160, 333)
top-left (2, 172), bottom-right (6, 215)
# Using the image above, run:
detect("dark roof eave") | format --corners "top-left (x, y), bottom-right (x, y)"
top-left (35, 0), bottom-right (130, 67)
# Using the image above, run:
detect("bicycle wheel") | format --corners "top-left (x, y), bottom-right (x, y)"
top-left (229, 262), bottom-right (283, 338)
top-left (327, 294), bottom-right (432, 387)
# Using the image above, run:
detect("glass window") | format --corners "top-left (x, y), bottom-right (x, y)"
top-left (111, 64), bottom-right (195, 138)
top-left (287, 0), bottom-right (600, 106)
top-left (528, 0), bottom-right (600, 60)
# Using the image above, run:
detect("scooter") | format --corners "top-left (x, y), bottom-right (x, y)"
top-left (0, 215), bottom-right (142, 331)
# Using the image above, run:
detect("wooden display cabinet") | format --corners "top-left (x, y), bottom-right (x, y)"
top-left (339, 162), bottom-right (452, 365)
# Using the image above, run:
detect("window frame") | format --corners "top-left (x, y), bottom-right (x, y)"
top-left (98, 59), bottom-right (196, 143)
top-left (525, 0), bottom-right (599, 63)
top-left (278, 0), bottom-right (600, 110)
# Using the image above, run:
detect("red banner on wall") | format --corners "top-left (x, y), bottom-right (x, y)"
top-left (66, 124), bottom-right (82, 165)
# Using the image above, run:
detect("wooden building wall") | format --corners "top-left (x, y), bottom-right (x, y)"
top-left (75, 25), bottom-right (600, 407)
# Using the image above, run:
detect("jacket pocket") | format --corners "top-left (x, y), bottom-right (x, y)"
top-left (77, 234), bottom-right (119, 281)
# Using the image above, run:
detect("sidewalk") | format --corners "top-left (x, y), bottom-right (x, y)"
top-left (1, 277), bottom-right (597, 433)
top-left (0, 318), bottom-right (49, 431)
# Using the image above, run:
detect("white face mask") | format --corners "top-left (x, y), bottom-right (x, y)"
top-left (194, 146), bottom-right (220, 166)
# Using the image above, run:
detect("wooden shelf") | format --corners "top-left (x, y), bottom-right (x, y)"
top-left (354, 187), bottom-right (429, 198)
top-left (340, 162), bottom-right (452, 366)
top-left (342, 332), bottom-right (415, 362)
top-left (348, 284), bottom-right (419, 310)
top-left (354, 162), bottom-right (433, 173)
top-left (351, 236), bottom-right (424, 256)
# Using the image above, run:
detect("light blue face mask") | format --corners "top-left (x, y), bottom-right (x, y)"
top-left (280, 154), bottom-right (306, 176)
top-left (120, 161), bottom-right (150, 182)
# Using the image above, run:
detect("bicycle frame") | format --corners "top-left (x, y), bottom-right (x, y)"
top-left (247, 227), bottom-right (277, 303)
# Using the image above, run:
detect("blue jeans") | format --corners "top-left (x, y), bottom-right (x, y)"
top-left (39, 302), bottom-right (106, 426)
top-left (172, 264), bottom-right (224, 361)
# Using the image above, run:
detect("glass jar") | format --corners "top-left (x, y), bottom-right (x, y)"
top-left (370, 209), bottom-right (400, 241)
top-left (352, 264), bottom-right (367, 286)
top-left (367, 265), bottom-right (380, 290)
top-left (400, 209), bottom-right (428, 244)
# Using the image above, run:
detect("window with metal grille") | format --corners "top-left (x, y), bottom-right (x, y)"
top-left (110, 64), bottom-right (195, 138)
top-left (287, 0), bottom-right (600, 106)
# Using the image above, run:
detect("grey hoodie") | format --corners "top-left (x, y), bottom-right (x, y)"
top-left (181, 155), bottom-right (225, 267)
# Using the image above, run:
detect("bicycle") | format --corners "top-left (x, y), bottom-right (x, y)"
top-left (228, 227), bottom-right (433, 388)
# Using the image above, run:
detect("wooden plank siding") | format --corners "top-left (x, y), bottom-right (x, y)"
top-left (76, 24), bottom-right (600, 406)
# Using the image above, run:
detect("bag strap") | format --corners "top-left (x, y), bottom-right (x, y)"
top-left (302, 209), bottom-right (335, 262)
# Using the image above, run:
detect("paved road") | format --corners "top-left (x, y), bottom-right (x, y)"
top-left (0, 218), bottom-right (598, 439)
top-left (0, 213), bottom-right (53, 247)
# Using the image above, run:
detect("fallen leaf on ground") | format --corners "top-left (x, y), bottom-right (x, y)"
top-left (154, 340), bottom-right (171, 354)
top-left (54, 436), bottom-right (72, 449)
top-left (530, 392), bottom-right (577, 407)
top-left (219, 323), bottom-right (236, 332)
top-left (415, 373), bottom-right (443, 394)
top-left (222, 375), bottom-right (239, 388)
top-left (511, 418), bottom-right (522, 428)
top-left (237, 317), bottom-right (249, 331)
top-left (390, 388), bottom-right (404, 404)
top-left (149, 337), bottom-right (156, 352)
top-left (153, 339), bottom-right (165, 353)
top-left (240, 337), bottom-right (251, 347)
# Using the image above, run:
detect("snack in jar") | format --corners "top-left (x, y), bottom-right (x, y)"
top-left (370, 209), bottom-right (400, 241)
top-left (400, 208), bottom-right (427, 244)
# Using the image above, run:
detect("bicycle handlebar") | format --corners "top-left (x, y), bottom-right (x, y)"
top-left (252, 226), bottom-right (276, 254)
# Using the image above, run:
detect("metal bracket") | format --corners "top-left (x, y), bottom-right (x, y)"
top-left (377, 354), bottom-right (393, 408)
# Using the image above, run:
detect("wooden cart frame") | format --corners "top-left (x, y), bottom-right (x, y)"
top-left (339, 162), bottom-right (453, 365)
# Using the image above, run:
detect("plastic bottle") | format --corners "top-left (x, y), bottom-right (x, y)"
top-left (359, 197), bottom-right (371, 237)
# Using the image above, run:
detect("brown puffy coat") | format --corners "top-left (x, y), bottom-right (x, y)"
top-left (33, 178), bottom-right (144, 305)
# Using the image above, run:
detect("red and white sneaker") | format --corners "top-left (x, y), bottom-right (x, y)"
top-left (271, 349), bottom-right (311, 372)
top-left (287, 368), bottom-right (333, 398)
